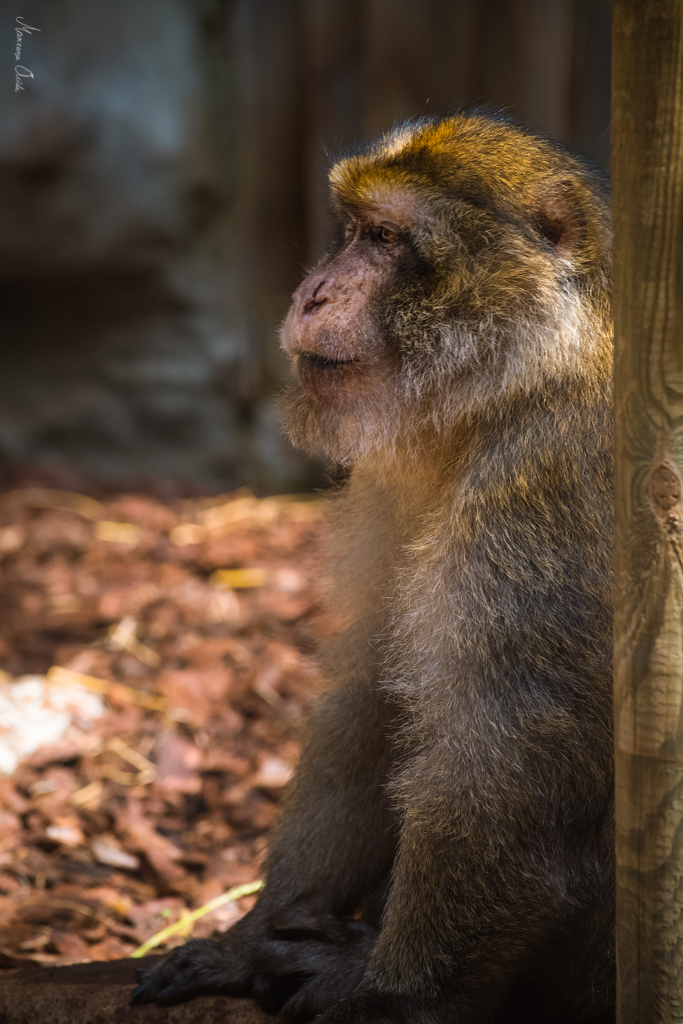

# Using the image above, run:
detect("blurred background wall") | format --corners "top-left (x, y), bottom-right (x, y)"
top-left (1, 0), bottom-right (610, 493)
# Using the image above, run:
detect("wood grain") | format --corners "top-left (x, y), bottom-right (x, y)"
top-left (613, 2), bottom-right (683, 1020)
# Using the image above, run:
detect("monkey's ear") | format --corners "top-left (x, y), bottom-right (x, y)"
top-left (531, 179), bottom-right (589, 264)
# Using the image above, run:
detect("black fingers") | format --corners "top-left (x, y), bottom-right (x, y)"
top-left (130, 937), bottom-right (251, 1006)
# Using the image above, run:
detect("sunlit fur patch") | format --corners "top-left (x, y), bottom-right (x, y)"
top-left (329, 114), bottom-right (609, 226)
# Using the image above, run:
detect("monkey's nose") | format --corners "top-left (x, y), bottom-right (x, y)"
top-left (295, 277), bottom-right (334, 316)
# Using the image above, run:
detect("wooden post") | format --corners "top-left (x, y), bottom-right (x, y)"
top-left (613, 2), bottom-right (683, 1021)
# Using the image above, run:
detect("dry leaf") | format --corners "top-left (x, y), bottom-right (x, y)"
top-left (94, 521), bottom-right (141, 545)
top-left (211, 567), bottom-right (267, 589)
top-left (51, 930), bottom-right (91, 959)
top-left (91, 837), bottom-right (140, 871)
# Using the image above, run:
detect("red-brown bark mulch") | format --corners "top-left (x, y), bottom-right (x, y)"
top-left (0, 486), bottom-right (327, 971)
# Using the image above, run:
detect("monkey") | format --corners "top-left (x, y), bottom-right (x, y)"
top-left (132, 111), bottom-right (614, 1023)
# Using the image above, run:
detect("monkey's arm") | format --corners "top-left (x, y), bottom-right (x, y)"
top-left (131, 672), bottom-right (397, 1016)
top-left (264, 671), bottom-right (398, 911)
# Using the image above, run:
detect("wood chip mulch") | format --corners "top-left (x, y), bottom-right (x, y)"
top-left (0, 486), bottom-right (328, 969)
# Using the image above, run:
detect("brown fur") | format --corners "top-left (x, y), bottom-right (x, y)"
top-left (132, 112), bottom-right (614, 1024)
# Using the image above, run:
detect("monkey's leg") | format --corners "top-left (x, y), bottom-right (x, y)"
top-left (316, 746), bottom-right (610, 1024)
top-left (131, 676), bottom-right (397, 1017)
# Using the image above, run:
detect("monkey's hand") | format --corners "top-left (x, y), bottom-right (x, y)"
top-left (130, 933), bottom-right (254, 1006)
top-left (130, 905), bottom-right (377, 1020)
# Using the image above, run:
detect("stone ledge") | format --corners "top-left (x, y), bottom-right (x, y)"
top-left (0, 956), bottom-right (272, 1024)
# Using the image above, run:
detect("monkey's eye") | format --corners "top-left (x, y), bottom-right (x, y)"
top-left (372, 223), bottom-right (401, 246)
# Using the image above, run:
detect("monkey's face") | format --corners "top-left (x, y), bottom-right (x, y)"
top-left (280, 190), bottom-right (443, 461)
top-left (281, 206), bottom-right (418, 400)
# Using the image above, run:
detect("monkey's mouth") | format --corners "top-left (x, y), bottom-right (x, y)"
top-left (297, 351), bottom-right (359, 371)
top-left (296, 350), bottom-right (363, 403)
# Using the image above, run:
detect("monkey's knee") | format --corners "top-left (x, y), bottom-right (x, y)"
top-left (253, 913), bottom-right (377, 1020)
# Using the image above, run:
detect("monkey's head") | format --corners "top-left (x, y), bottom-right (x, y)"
top-left (281, 112), bottom-right (612, 465)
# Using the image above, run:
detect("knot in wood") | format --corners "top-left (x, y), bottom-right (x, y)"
top-left (649, 462), bottom-right (682, 513)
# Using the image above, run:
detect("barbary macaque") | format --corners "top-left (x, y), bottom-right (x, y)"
top-left (132, 111), bottom-right (614, 1023)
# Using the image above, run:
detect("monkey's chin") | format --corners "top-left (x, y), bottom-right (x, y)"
top-left (280, 379), bottom-right (406, 467)
top-left (281, 382), bottom-right (355, 460)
